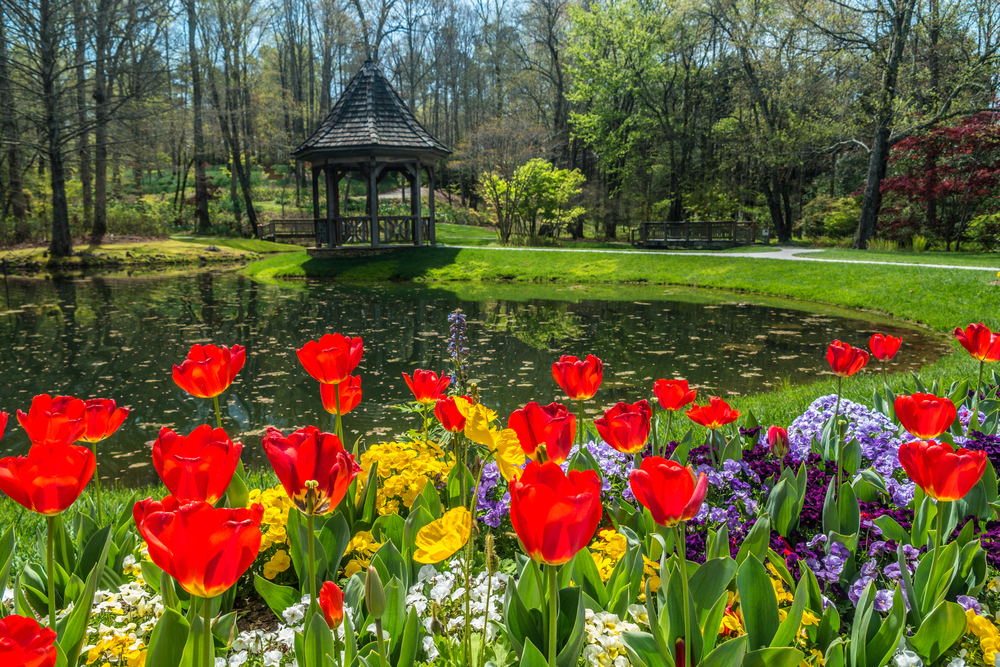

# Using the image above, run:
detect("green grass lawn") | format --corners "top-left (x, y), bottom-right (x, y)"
top-left (171, 236), bottom-right (308, 253)
top-left (802, 248), bottom-right (1000, 268)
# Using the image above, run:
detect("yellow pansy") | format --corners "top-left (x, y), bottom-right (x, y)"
top-left (413, 507), bottom-right (473, 564)
top-left (464, 404), bottom-right (525, 481)
top-left (263, 550), bottom-right (291, 580)
top-left (771, 576), bottom-right (794, 604)
top-left (800, 610), bottom-right (820, 627)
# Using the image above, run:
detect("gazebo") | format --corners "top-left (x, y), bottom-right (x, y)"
top-left (289, 59), bottom-right (452, 248)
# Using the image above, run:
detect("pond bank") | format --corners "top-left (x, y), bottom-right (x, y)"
top-left (0, 237), bottom-right (301, 276)
top-left (243, 246), bottom-right (999, 334)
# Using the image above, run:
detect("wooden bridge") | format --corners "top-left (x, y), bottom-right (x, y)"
top-left (260, 216), bottom-right (434, 246)
top-left (630, 221), bottom-right (766, 248)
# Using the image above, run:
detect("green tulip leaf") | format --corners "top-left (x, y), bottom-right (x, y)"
top-left (622, 631), bottom-right (671, 667)
top-left (145, 607), bottom-right (192, 667)
top-left (571, 548), bottom-right (608, 610)
top-left (765, 478), bottom-right (799, 538)
top-left (700, 636), bottom-right (746, 667)
top-left (873, 515), bottom-right (909, 545)
top-left (864, 586), bottom-right (906, 667)
top-left (736, 557), bottom-right (779, 651)
top-left (56, 527), bottom-right (112, 664)
top-left (909, 601), bottom-right (968, 664)
top-left (556, 586), bottom-right (586, 667)
top-left (736, 515), bottom-right (770, 565)
top-left (744, 647), bottom-right (805, 667)
top-left (302, 609), bottom-right (335, 667)
top-left (913, 541), bottom-right (959, 617)
top-left (519, 638), bottom-right (549, 667)
top-left (688, 557), bottom-right (737, 619)
top-left (320, 513), bottom-right (352, 579)
top-left (771, 575), bottom-right (807, 648)
top-left (395, 607), bottom-right (419, 667)
top-left (0, 526), bottom-right (14, 619)
top-left (254, 574), bottom-right (301, 619)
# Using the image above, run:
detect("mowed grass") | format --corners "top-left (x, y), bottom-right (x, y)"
top-left (804, 248), bottom-right (1000, 268)
top-left (171, 236), bottom-right (308, 253)
top-left (243, 246), bottom-right (999, 333)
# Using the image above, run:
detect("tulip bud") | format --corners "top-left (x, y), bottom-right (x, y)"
top-left (485, 532), bottom-right (498, 576)
top-left (766, 426), bottom-right (790, 460)
top-left (365, 565), bottom-right (385, 620)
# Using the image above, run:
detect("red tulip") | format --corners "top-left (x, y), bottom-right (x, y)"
top-left (686, 397), bottom-right (740, 430)
top-left (595, 400), bottom-right (652, 454)
top-left (0, 615), bottom-right (57, 667)
top-left (0, 412), bottom-right (7, 442)
top-left (172, 344), bottom-right (246, 399)
top-left (152, 425), bottom-right (243, 504)
top-left (954, 323), bottom-right (1000, 362)
top-left (16, 394), bottom-right (86, 446)
top-left (897, 440), bottom-right (987, 502)
top-left (319, 581), bottom-right (345, 629)
top-left (262, 425), bottom-right (361, 515)
top-left (435, 395), bottom-right (469, 433)
top-left (0, 442), bottom-right (95, 515)
top-left (869, 334), bottom-right (902, 362)
top-left (509, 461), bottom-right (602, 565)
top-left (895, 393), bottom-right (957, 440)
top-left (629, 457), bottom-right (707, 527)
top-left (552, 354), bottom-right (603, 401)
top-left (79, 399), bottom-right (129, 443)
top-left (826, 340), bottom-right (869, 377)
top-left (320, 375), bottom-right (362, 415)
top-left (297, 333), bottom-right (364, 385)
top-left (508, 401), bottom-right (577, 464)
top-left (653, 379), bottom-right (697, 412)
top-left (403, 369), bottom-right (451, 405)
top-left (134, 497), bottom-right (263, 598)
top-left (767, 426), bottom-right (790, 459)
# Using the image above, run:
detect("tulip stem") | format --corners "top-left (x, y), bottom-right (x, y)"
top-left (94, 441), bottom-right (103, 525)
top-left (673, 524), bottom-right (692, 667)
top-left (974, 360), bottom-right (985, 422)
top-left (46, 515), bottom-right (56, 629)
top-left (333, 381), bottom-right (345, 444)
top-left (375, 618), bottom-right (389, 667)
top-left (213, 396), bottom-right (223, 430)
top-left (547, 564), bottom-right (558, 667)
top-left (663, 411), bottom-right (674, 460)
top-left (306, 510), bottom-right (318, 623)
top-left (577, 399), bottom-right (585, 447)
top-left (925, 500), bottom-right (947, 613)
top-left (834, 376), bottom-right (843, 494)
top-left (202, 596), bottom-right (214, 667)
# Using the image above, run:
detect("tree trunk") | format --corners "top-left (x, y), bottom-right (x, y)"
top-left (853, 0), bottom-right (917, 249)
top-left (92, 0), bottom-right (110, 241)
top-left (188, 0), bottom-right (210, 230)
top-left (0, 9), bottom-right (28, 240)
top-left (40, 0), bottom-right (72, 256)
top-left (72, 0), bottom-right (91, 227)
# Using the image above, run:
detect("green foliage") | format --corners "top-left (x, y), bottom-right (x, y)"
top-left (911, 235), bottom-right (929, 252)
top-left (480, 159), bottom-right (585, 243)
top-left (968, 213), bottom-right (1000, 252)
top-left (801, 196), bottom-right (861, 238)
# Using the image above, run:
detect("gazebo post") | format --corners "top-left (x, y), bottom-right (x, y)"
top-left (332, 171), bottom-right (341, 246)
top-left (369, 159), bottom-right (380, 247)
top-left (412, 162), bottom-right (422, 245)
top-left (428, 165), bottom-right (436, 245)
top-left (311, 167), bottom-right (321, 246)
top-left (324, 166), bottom-right (336, 248)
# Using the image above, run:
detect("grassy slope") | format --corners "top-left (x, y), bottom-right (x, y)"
top-left (170, 236), bottom-right (308, 253)
top-left (803, 248), bottom-right (1000, 268)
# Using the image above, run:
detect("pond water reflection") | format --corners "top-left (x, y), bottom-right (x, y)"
top-left (0, 271), bottom-right (948, 485)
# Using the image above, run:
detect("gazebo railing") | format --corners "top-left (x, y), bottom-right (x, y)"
top-left (262, 216), bottom-right (433, 247)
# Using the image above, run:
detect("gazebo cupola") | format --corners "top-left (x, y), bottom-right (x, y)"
top-left (291, 59), bottom-right (451, 248)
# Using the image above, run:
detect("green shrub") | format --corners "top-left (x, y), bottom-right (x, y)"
top-left (911, 235), bottom-right (928, 252)
top-left (867, 238), bottom-right (898, 252)
top-left (968, 213), bottom-right (1000, 252)
top-left (801, 196), bottom-right (860, 237)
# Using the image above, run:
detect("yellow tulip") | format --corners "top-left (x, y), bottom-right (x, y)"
top-left (413, 507), bottom-right (473, 564)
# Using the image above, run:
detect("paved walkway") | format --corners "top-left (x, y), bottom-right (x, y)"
top-left (445, 244), bottom-right (1000, 272)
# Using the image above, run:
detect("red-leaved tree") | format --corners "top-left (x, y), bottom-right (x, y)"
top-left (878, 112), bottom-right (1000, 250)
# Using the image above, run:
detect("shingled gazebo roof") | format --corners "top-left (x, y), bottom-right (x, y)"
top-left (291, 59), bottom-right (451, 163)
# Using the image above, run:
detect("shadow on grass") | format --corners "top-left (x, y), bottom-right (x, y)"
top-left (298, 246), bottom-right (463, 281)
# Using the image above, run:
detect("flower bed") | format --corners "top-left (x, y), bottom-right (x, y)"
top-left (0, 323), bottom-right (999, 667)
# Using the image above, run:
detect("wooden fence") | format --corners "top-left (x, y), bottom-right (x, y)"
top-left (630, 221), bottom-right (764, 248)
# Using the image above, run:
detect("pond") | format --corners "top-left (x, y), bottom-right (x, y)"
top-left (0, 270), bottom-right (948, 486)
